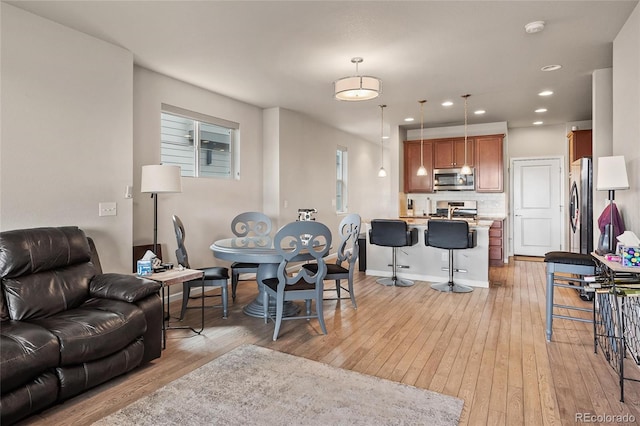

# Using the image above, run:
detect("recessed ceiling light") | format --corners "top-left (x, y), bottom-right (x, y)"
top-left (538, 90), bottom-right (554, 96)
top-left (382, 136), bottom-right (389, 140)
top-left (404, 117), bottom-right (414, 122)
top-left (524, 20), bottom-right (545, 34)
top-left (541, 64), bottom-right (562, 72)
top-left (441, 101), bottom-right (453, 107)
top-left (533, 121), bottom-right (544, 125)
top-left (474, 110), bottom-right (486, 115)
top-left (535, 108), bottom-right (547, 113)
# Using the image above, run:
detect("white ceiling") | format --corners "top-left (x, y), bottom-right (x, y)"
top-left (7, 0), bottom-right (638, 143)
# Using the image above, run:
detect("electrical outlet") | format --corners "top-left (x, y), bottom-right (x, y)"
top-left (99, 202), bottom-right (117, 217)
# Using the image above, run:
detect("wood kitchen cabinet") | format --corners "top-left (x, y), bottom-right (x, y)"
top-left (489, 220), bottom-right (504, 267)
top-left (568, 129), bottom-right (592, 163)
top-left (404, 140), bottom-right (433, 193)
top-left (433, 138), bottom-right (474, 169)
top-left (475, 134), bottom-right (504, 192)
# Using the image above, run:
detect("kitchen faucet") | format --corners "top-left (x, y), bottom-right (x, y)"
top-left (448, 206), bottom-right (459, 220)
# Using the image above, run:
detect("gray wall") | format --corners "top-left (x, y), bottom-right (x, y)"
top-left (612, 3), bottom-right (640, 234)
top-left (1, 4), bottom-right (134, 272)
top-left (133, 67), bottom-right (264, 270)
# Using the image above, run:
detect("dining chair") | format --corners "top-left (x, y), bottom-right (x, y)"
top-left (301, 213), bottom-right (361, 308)
top-left (230, 211), bottom-right (272, 302)
top-left (172, 215), bottom-right (229, 319)
top-left (262, 221), bottom-right (332, 341)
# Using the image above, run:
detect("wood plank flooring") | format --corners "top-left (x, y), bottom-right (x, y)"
top-left (22, 259), bottom-right (640, 425)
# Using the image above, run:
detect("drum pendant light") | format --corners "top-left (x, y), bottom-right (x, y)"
top-left (416, 100), bottom-right (428, 176)
top-left (334, 57), bottom-right (382, 101)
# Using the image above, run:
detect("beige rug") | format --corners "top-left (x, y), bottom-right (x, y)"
top-left (94, 344), bottom-right (464, 425)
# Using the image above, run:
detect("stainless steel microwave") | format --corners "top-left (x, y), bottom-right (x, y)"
top-left (433, 168), bottom-right (475, 191)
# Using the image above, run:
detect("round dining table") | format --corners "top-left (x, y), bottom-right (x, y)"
top-left (210, 235), bottom-right (305, 318)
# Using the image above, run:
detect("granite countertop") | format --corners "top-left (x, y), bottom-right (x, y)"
top-left (477, 215), bottom-right (507, 221)
top-left (400, 217), bottom-right (493, 228)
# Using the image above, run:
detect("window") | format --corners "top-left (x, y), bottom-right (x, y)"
top-left (160, 104), bottom-right (238, 179)
top-left (336, 147), bottom-right (348, 213)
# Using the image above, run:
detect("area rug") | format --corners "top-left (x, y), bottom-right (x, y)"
top-left (94, 344), bottom-right (464, 425)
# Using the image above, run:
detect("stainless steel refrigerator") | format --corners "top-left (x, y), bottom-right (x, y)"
top-left (569, 157), bottom-right (593, 254)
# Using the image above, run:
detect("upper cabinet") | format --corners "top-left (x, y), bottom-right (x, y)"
top-left (568, 129), bottom-right (592, 163)
top-left (404, 140), bottom-right (434, 193)
top-left (433, 138), bottom-right (475, 169)
top-left (475, 134), bottom-right (504, 192)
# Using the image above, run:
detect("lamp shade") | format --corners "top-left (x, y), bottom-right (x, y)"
top-left (141, 165), bottom-right (182, 193)
top-left (334, 76), bottom-right (382, 101)
top-left (596, 156), bottom-right (629, 191)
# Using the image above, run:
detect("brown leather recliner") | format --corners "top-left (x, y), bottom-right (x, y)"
top-left (0, 226), bottom-right (163, 425)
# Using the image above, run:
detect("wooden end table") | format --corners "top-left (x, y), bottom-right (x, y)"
top-left (146, 268), bottom-right (204, 349)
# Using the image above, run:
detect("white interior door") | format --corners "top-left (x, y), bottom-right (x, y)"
top-left (512, 158), bottom-right (563, 256)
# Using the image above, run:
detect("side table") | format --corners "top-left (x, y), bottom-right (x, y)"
top-left (146, 268), bottom-right (204, 349)
top-left (591, 253), bottom-right (640, 402)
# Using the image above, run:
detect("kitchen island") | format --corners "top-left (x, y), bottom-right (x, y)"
top-left (364, 218), bottom-right (492, 288)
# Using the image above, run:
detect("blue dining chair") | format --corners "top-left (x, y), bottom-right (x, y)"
top-left (302, 213), bottom-right (361, 308)
top-left (230, 212), bottom-right (272, 302)
top-left (261, 221), bottom-right (332, 341)
top-left (172, 215), bottom-right (229, 319)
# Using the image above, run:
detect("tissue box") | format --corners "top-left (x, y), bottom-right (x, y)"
top-left (137, 259), bottom-right (153, 276)
top-left (620, 246), bottom-right (640, 267)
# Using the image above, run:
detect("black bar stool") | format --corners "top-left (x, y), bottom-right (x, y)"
top-left (425, 219), bottom-right (477, 293)
top-left (369, 219), bottom-right (418, 287)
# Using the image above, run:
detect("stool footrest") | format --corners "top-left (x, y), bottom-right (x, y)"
top-left (553, 303), bottom-right (592, 313)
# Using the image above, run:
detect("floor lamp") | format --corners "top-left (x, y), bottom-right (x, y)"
top-left (141, 165), bottom-right (182, 256)
top-left (596, 156), bottom-right (629, 254)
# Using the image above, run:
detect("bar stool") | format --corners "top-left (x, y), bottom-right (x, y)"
top-left (425, 219), bottom-right (477, 293)
top-left (369, 219), bottom-right (418, 287)
top-left (544, 251), bottom-right (597, 341)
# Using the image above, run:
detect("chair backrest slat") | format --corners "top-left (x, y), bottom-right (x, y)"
top-left (274, 221), bottom-right (331, 289)
top-left (336, 214), bottom-right (361, 267)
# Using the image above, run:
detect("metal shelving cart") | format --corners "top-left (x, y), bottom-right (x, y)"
top-left (592, 253), bottom-right (640, 402)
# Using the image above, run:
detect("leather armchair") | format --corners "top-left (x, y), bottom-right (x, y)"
top-left (0, 226), bottom-right (162, 425)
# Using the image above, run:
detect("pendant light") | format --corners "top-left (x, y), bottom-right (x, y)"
top-left (377, 104), bottom-right (387, 177)
top-left (460, 94), bottom-right (472, 175)
top-left (416, 100), bottom-right (428, 176)
top-left (334, 57), bottom-right (382, 101)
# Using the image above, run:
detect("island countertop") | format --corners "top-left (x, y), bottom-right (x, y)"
top-left (397, 217), bottom-right (494, 228)
top-left (364, 220), bottom-right (490, 288)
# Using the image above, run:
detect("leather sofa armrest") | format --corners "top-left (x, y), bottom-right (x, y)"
top-left (90, 273), bottom-right (161, 303)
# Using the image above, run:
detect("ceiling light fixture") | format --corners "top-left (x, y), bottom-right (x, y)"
top-left (416, 100), bottom-right (428, 177)
top-left (524, 20), bottom-right (545, 34)
top-left (541, 64), bottom-right (562, 72)
top-left (539, 90), bottom-right (554, 96)
top-left (460, 94), bottom-right (472, 175)
top-left (334, 57), bottom-right (382, 101)
top-left (404, 117), bottom-right (415, 122)
top-left (474, 110), bottom-right (486, 115)
top-left (442, 101), bottom-right (453, 107)
top-left (378, 104), bottom-right (387, 178)
top-left (533, 121), bottom-right (544, 125)
top-left (535, 108), bottom-right (548, 113)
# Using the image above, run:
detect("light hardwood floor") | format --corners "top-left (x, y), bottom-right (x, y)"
top-left (23, 259), bottom-right (640, 425)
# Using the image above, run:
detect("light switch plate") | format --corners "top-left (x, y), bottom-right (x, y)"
top-left (99, 202), bottom-right (117, 217)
